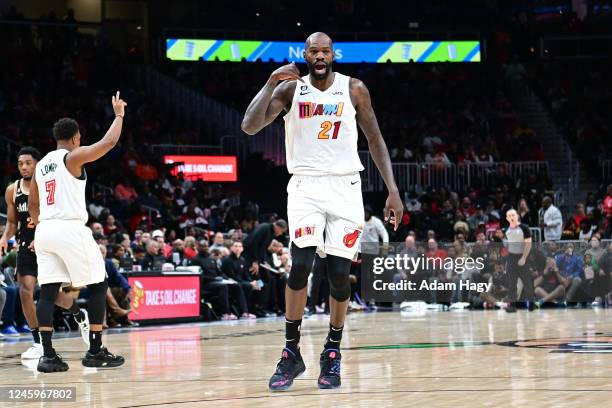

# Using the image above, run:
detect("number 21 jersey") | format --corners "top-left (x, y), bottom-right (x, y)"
top-left (284, 72), bottom-right (364, 176)
top-left (35, 149), bottom-right (88, 224)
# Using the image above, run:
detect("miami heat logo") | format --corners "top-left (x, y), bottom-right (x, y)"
top-left (343, 227), bottom-right (362, 248)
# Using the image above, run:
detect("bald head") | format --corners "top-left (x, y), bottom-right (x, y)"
top-left (305, 32), bottom-right (333, 49)
top-left (304, 32), bottom-right (334, 81)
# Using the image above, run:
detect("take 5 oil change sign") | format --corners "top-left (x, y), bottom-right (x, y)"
top-left (164, 155), bottom-right (238, 182)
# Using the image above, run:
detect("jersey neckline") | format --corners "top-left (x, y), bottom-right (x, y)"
top-left (305, 72), bottom-right (340, 94)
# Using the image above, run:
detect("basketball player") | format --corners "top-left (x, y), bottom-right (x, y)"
top-left (0, 147), bottom-right (90, 360)
top-left (28, 92), bottom-right (127, 372)
top-left (504, 209), bottom-right (534, 313)
top-left (242, 32), bottom-right (403, 390)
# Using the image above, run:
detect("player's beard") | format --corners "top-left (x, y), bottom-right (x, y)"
top-left (307, 60), bottom-right (332, 81)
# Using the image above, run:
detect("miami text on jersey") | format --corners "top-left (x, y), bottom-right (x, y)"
top-left (299, 102), bottom-right (344, 119)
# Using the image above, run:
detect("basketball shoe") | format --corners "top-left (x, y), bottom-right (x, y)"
top-left (268, 348), bottom-right (306, 391)
top-left (318, 349), bottom-right (342, 389)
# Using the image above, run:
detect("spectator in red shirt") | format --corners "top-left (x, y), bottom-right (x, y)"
top-left (115, 177), bottom-right (139, 204)
top-left (603, 185), bottom-right (612, 217)
top-left (574, 203), bottom-right (586, 226)
top-left (184, 236), bottom-right (197, 260)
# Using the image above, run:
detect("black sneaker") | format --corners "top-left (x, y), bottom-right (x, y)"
top-left (318, 349), bottom-right (342, 389)
top-left (505, 304), bottom-right (517, 313)
top-left (268, 348), bottom-right (306, 391)
top-left (82, 347), bottom-right (125, 368)
top-left (38, 354), bottom-right (69, 373)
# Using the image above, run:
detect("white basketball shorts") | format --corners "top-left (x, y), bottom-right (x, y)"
top-left (35, 219), bottom-right (106, 287)
top-left (287, 173), bottom-right (364, 260)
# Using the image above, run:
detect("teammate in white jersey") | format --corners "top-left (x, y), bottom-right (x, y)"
top-left (28, 92), bottom-right (127, 373)
top-left (242, 32), bottom-right (403, 391)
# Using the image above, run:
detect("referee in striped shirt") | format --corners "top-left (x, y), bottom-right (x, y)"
top-left (504, 209), bottom-right (534, 313)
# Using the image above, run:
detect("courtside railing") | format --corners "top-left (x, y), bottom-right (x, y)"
top-left (359, 153), bottom-right (549, 193)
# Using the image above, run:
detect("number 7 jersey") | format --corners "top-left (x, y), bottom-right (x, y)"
top-left (284, 72), bottom-right (364, 176)
top-left (35, 149), bottom-right (89, 224)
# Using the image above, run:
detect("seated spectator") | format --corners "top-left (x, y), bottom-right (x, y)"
top-left (562, 218), bottom-right (580, 240)
top-left (209, 232), bottom-right (226, 251)
top-left (582, 253), bottom-right (600, 300)
top-left (168, 239), bottom-right (188, 267)
top-left (556, 244), bottom-right (584, 302)
top-left (184, 236), bottom-right (197, 260)
top-left (103, 214), bottom-right (121, 237)
top-left (263, 239), bottom-right (287, 314)
top-left (132, 247), bottom-right (146, 266)
top-left (578, 220), bottom-right (594, 241)
top-left (115, 177), bottom-right (139, 204)
top-left (221, 241), bottom-right (259, 318)
top-left (585, 235), bottom-right (605, 262)
top-left (0, 267), bottom-right (28, 336)
top-left (593, 243), bottom-right (612, 306)
top-left (131, 230), bottom-right (150, 252)
top-left (98, 245), bottom-right (132, 327)
top-left (140, 241), bottom-right (165, 270)
top-left (152, 229), bottom-right (172, 258)
top-left (189, 242), bottom-right (250, 320)
top-left (534, 258), bottom-right (566, 303)
top-left (517, 198), bottom-right (537, 227)
top-left (574, 203), bottom-right (586, 226)
top-left (480, 261), bottom-right (509, 307)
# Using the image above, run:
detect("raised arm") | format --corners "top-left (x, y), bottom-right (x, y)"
top-left (241, 63), bottom-right (302, 135)
top-left (0, 184), bottom-right (17, 255)
top-left (28, 175), bottom-right (40, 226)
top-left (351, 78), bottom-right (403, 230)
top-left (65, 92), bottom-right (127, 175)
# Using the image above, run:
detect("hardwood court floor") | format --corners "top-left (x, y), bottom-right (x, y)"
top-left (1, 308), bottom-right (612, 407)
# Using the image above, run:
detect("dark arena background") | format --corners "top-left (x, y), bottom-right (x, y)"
top-left (0, 0), bottom-right (612, 406)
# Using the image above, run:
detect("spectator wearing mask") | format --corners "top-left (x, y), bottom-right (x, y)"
top-left (539, 196), bottom-right (563, 241)
top-left (585, 235), bottom-right (605, 262)
top-left (243, 220), bottom-right (288, 276)
top-left (221, 241), bottom-right (258, 319)
top-left (555, 244), bottom-right (584, 302)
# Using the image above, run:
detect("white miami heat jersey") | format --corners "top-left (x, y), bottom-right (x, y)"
top-left (36, 149), bottom-right (88, 224)
top-left (284, 72), bottom-right (364, 176)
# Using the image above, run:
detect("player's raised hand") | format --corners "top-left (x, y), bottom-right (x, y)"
top-left (270, 62), bottom-right (304, 83)
top-left (112, 91), bottom-right (127, 117)
top-left (384, 192), bottom-right (404, 231)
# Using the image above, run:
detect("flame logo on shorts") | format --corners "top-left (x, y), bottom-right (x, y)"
top-left (343, 229), bottom-right (361, 248)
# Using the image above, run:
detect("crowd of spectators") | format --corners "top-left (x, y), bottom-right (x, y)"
top-left (1, 5), bottom-right (612, 335)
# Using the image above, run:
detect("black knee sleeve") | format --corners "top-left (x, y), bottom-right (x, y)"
top-left (327, 255), bottom-right (352, 302)
top-left (286, 243), bottom-right (316, 291)
top-left (36, 283), bottom-right (61, 327)
top-left (87, 280), bottom-right (109, 325)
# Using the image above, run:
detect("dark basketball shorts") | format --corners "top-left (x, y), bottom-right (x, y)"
top-left (16, 246), bottom-right (38, 278)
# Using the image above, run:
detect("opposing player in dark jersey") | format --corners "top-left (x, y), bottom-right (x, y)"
top-left (504, 209), bottom-right (534, 313)
top-left (0, 147), bottom-right (90, 360)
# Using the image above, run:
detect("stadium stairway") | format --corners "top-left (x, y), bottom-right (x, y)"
top-left (511, 84), bottom-right (598, 211)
